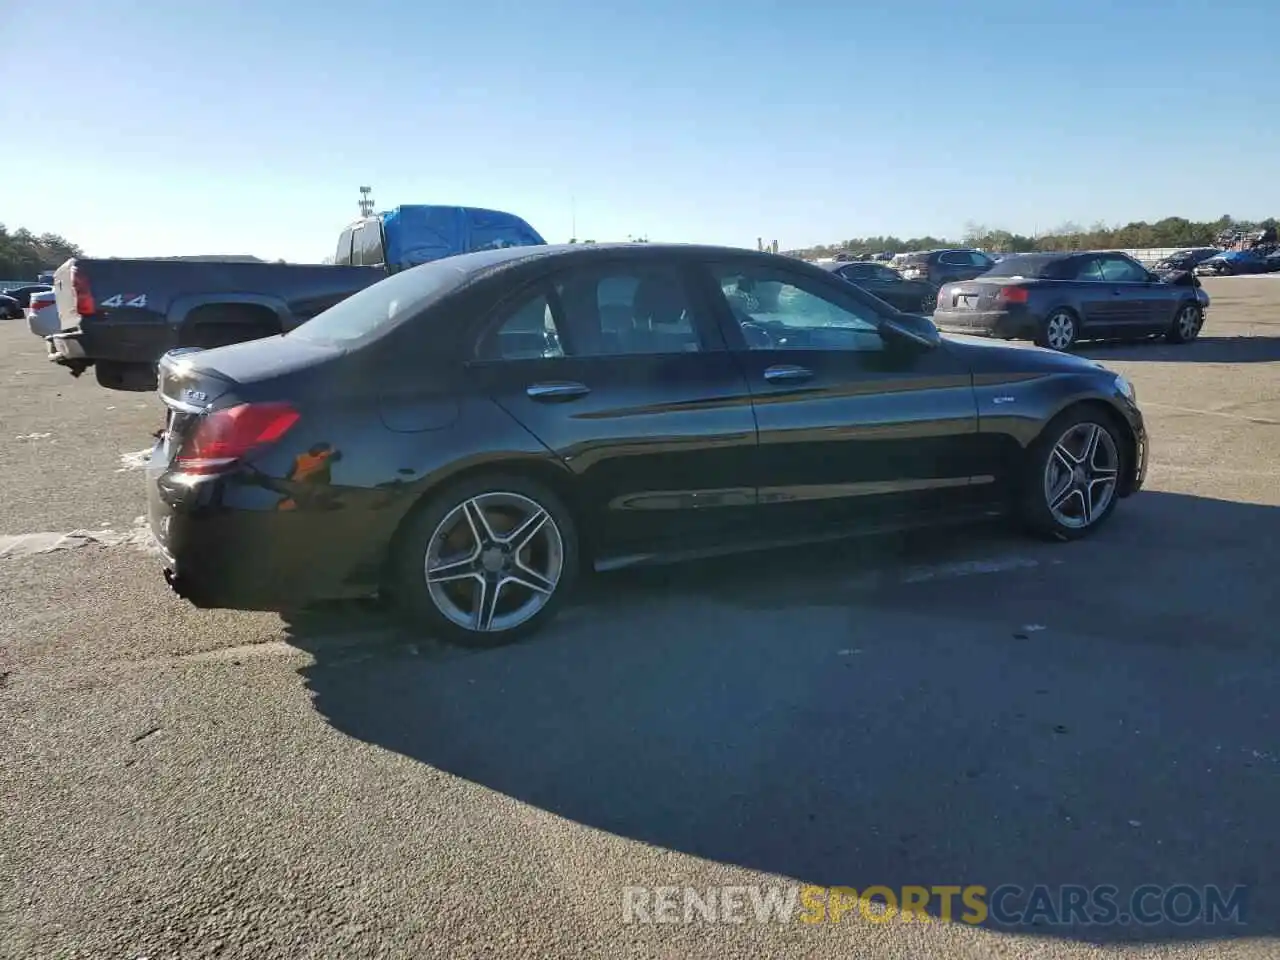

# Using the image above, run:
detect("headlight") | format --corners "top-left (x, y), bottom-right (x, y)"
top-left (1114, 374), bottom-right (1135, 402)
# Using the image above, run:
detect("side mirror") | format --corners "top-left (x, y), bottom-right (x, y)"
top-left (881, 312), bottom-right (941, 350)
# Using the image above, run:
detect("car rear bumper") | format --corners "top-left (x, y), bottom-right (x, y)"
top-left (47, 316), bottom-right (177, 368)
top-left (933, 308), bottom-right (1036, 339)
top-left (147, 445), bottom-right (392, 610)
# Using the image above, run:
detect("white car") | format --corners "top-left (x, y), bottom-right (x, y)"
top-left (26, 289), bottom-right (59, 338)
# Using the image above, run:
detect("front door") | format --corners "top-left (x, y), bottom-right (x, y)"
top-left (696, 258), bottom-right (988, 536)
top-left (465, 258), bottom-right (759, 557)
top-left (1096, 254), bottom-right (1161, 333)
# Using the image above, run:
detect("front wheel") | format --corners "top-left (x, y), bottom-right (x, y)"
top-left (1165, 302), bottom-right (1203, 344)
top-left (388, 474), bottom-right (580, 648)
top-left (1036, 310), bottom-right (1078, 351)
top-left (1020, 411), bottom-right (1125, 541)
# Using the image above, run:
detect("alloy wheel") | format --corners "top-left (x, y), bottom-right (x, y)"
top-left (1045, 312), bottom-right (1076, 351)
top-left (1176, 304), bottom-right (1201, 341)
top-left (1043, 422), bottom-right (1119, 529)
top-left (424, 491), bottom-right (565, 633)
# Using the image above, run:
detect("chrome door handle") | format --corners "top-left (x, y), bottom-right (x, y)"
top-left (526, 381), bottom-right (590, 401)
top-left (763, 364), bottom-right (814, 383)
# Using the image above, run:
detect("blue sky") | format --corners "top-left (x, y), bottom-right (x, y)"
top-left (2, 0), bottom-right (1277, 261)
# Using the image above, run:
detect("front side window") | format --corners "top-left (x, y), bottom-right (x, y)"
top-left (1097, 255), bottom-right (1148, 282)
top-left (710, 264), bottom-right (884, 353)
top-left (1073, 257), bottom-right (1105, 281)
top-left (357, 222), bottom-right (384, 267)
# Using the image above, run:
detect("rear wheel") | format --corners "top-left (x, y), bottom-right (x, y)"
top-left (1020, 409), bottom-right (1124, 541)
top-left (388, 473), bottom-right (580, 648)
top-left (1036, 309), bottom-right (1078, 351)
top-left (919, 287), bottom-right (939, 313)
top-left (1165, 301), bottom-right (1203, 344)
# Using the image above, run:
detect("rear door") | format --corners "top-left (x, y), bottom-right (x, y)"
top-left (697, 257), bottom-right (989, 534)
top-left (465, 256), bottom-right (760, 555)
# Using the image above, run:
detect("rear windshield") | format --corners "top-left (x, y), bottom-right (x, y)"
top-left (290, 260), bottom-right (470, 345)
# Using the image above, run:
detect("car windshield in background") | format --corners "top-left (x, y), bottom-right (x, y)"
top-left (290, 260), bottom-right (469, 345)
top-left (979, 254), bottom-right (1065, 278)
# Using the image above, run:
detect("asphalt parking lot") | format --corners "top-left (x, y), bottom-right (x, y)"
top-left (3, 278), bottom-right (1278, 959)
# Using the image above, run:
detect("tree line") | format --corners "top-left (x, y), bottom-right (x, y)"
top-left (788, 215), bottom-right (1280, 259)
top-left (0, 224), bottom-right (83, 280)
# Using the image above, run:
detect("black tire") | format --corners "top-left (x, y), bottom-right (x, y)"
top-left (1019, 407), bottom-right (1126, 541)
top-left (1035, 309), bottom-right (1079, 351)
top-left (387, 472), bottom-right (580, 648)
top-left (919, 287), bottom-right (939, 314)
top-left (1165, 301), bottom-right (1203, 344)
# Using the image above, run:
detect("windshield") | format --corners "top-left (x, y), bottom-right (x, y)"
top-left (289, 260), bottom-right (469, 345)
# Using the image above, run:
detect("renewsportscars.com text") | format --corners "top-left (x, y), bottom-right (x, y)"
top-left (621, 884), bottom-right (1248, 927)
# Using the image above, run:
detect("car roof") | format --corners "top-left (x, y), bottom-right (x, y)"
top-left (441, 241), bottom-right (801, 279)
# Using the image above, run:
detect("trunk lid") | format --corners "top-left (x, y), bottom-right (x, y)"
top-left (939, 278), bottom-right (1020, 310)
top-left (155, 335), bottom-right (340, 461)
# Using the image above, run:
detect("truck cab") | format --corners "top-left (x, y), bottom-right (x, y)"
top-left (333, 206), bottom-right (546, 270)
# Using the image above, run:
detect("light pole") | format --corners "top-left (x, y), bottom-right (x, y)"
top-left (358, 186), bottom-right (375, 218)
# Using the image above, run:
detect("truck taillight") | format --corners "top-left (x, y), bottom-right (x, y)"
top-left (997, 286), bottom-right (1029, 304)
top-left (71, 266), bottom-right (95, 315)
top-left (174, 402), bottom-right (300, 475)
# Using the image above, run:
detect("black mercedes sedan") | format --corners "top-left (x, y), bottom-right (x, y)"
top-left (933, 251), bottom-right (1210, 351)
top-left (148, 243), bottom-right (1147, 646)
top-left (819, 259), bottom-right (939, 314)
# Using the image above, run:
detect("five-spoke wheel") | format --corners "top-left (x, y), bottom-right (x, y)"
top-left (1022, 411), bottom-right (1125, 540)
top-left (391, 475), bottom-right (579, 646)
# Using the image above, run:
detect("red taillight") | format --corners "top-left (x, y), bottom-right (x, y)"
top-left (997, 286), bottom-right (1029, 304)
top-left (174, 402), bottom-right (300, 475)
top-left (71, 266), bottom-right (95, 315)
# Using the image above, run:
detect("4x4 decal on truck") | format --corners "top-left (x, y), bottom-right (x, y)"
top-left (101, 294), bottom-right (148, 308)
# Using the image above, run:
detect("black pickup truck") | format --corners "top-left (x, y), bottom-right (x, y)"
top-left (46, 205), bottom-right (545, 391)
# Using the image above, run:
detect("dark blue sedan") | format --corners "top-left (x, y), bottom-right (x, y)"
top-left (933, 252), bottom-right (1210, 351)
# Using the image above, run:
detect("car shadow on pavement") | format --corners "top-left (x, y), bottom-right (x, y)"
top-left (1077, 335), bottom-right (1280, 364)
top-left (284, 492), bottom-right (1279, 944)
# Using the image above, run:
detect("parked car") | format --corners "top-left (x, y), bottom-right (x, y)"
top-left (0, 294), bottom-right (21, 320)
top-left (1, 283), bottom-right (52, 309)
top-left (149, 242), bottom-right (1147, 647)
top-left (25, 289), bottom-right (59, 337)
top-left (46, 205), bottom-right (546, 391)
top-left (895, 248), bottom-right (997, 287)
top-left (1195, 248), bottom-right (1276, 276)
top-left (933, 251), bottom-right (1209, 350)
top-left (819, 259), bottom-right (938, 313)
top-left (1152, 248), bottom-right (1221, 273)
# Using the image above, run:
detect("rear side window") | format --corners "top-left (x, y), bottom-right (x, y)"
top-left (291, 259), bottom-right (469, 345)
top-left (335, 228), bottom-right (354, 265)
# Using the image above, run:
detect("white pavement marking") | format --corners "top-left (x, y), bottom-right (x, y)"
top-left (1145, 402), bottom-right (1280, 426)
top-left (14, 432), bottom-right (52, 440)
top-left (843, 554), bottom-right (1041, 590)
top-left (0, 517), bottom-right (157, 560)
top-left (900, 555), bottom-right (1040, 583)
